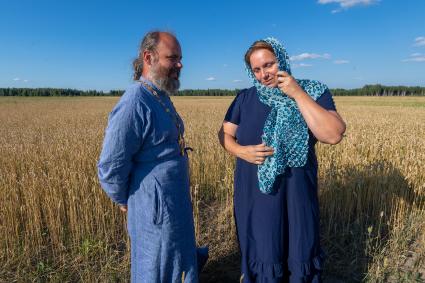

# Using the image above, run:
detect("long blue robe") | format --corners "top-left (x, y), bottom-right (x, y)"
top-left (98, 78), bottom-right (198, 282)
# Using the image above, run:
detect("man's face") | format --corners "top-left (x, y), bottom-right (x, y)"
top-left (149, 34), bottom-right (183, 94)
top-left (249, 49), bottom-right (279, 88)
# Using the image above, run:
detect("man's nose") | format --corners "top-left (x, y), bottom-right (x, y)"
top-left (176, 61), bottom-right (183, 69)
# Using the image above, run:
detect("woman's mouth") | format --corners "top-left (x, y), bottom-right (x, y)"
top-left (263, 78), bottom-right (274, 85)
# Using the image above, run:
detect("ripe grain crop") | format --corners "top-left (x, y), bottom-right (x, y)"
top-left (0, 96), bottom-right (423, 282)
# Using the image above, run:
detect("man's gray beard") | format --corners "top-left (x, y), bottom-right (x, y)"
top-left (149, 67), bottom-right (180, 95)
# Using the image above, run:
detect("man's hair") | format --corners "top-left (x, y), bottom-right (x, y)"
top-left (244, 40), bottom-right (275, 68)
top-left (132, 31), bottom-right (176, 81)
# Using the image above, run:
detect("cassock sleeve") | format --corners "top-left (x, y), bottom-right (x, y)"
top-left (97, 94), bottom-right (148, 205)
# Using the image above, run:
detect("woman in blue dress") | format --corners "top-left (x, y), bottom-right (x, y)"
top-left (219, 38), bottom-right (346, 282)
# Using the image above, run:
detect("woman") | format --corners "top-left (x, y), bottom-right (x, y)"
top-left (219, 38), bottom-right (346, 282)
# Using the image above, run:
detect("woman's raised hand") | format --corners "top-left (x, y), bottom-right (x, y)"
top-left (277, 71), bottom-right (304, 99)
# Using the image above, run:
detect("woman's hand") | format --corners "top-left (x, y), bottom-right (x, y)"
top-left (219, 123), bottom-right (274, 164)
top-left (277, 71), bottom-right (304, 99)
top-left (238, 143), bottom-right (274, 165)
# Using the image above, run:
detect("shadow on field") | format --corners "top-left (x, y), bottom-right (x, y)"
top-left (195, 190), bottom-right (241, 283)
top-left (198, 160), bottom-right (420, 282)
top-left (320, 160), bottom-right (418, 282)
top-left (199, 251), bottom-right (240, 283)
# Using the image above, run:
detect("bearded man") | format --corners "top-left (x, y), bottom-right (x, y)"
top-left (98, 31), bottom-right (206, 282)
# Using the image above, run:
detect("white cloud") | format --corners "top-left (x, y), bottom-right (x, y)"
top-left (414, 36), bottom-right (425, 47)
top-left (318, 0), bottom-right (379, 8)
top-left (233, 79), bottom-right (243, 83)
top-left (13, 77), bottom-right (29, 82)
top-left (292, 63), bottom-right (313, 68)
top-left (402, 53), bottom-right (425, 62)
top-left (290, 53), bottom-right (331, 61)
top-left (334, 59), bottom-right (350, 64)
top-left (206, 77), bottom-right (216, 81)
top-left (402, 57), bottom-right (425, 62)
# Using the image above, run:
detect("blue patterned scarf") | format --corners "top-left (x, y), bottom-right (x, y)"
top-left (245, 37), bottom-right (328, 194)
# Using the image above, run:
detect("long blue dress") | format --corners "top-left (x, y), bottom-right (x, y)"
top-left (98, 78), bottom-right (198, 282)
top-left (225, 87), bottom-right (336, 283)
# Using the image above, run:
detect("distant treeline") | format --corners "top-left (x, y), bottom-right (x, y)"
top-left (178, 89), bottom-right (238, 96)
top-left (331, 85), bottom-right (425, 96)
top-left (0, 88), bottom-right (123, 97)
top-left (1, 85), bottom-right (425, 97)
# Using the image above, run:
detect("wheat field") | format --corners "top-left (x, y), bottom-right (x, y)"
top-left (0, 96), bottom-right (424, 282)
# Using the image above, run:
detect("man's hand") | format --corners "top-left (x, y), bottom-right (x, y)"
top-left (119, 205), bottom-right (128, 213)
top-left (277, 71), bottom-right (305, 99)
top-left (238, 143), bottom-right (274, 165)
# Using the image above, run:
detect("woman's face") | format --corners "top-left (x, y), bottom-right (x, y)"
top-left (249, 48), bottom-right (279, 87)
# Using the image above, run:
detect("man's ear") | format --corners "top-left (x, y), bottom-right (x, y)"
top-left (143, 50), bottom-right (152, 66)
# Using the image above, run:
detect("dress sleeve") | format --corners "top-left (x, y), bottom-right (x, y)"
top-left (97, 96), bottom-right (148, 205)
top-left (316, 89), bottom-right (337, 111)
top-left (224, 91), bottom-right (245, 125)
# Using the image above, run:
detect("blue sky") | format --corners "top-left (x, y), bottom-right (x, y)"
top-left (1, 0), bottom-right (424, 91)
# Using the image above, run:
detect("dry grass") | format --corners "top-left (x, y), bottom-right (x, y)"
top-left (0, 96), bottom-right (424, 282)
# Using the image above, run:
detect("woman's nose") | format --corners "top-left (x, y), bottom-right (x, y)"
top-left (260, 69), bottom-right (268, 80)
